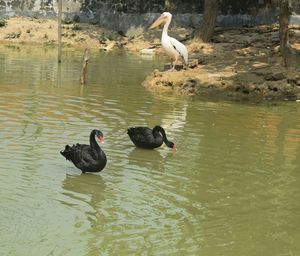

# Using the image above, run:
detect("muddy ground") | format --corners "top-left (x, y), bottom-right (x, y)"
top-left (143, 26), bottom-right (300, 101)
top-left (1, 16), bottom-right (300, 101)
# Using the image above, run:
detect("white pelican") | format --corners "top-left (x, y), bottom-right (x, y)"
top-left (150, 12), bottom-right (188, 70)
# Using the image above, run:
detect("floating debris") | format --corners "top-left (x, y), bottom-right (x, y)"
top-left (140, 48), bottom-right (155, 55)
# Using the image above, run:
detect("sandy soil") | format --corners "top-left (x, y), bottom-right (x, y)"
top-left (143, 26), bottom-right (300, 101)
top-left (0, 16), bottom-right (156, 50)
top-left (0, 16), bottom-right (110, 48)
top-left (1, 16), bottom-right (300, 101)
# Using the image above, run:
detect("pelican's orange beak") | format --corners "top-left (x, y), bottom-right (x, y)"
top-left (149, 15), bottom-right (167, 29)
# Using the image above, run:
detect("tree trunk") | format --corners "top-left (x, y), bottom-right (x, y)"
top-left (165, 0), bottom-right (175, 12)
top-left (194, 0), bottom-right (218, 42)
top-left (279, 0), bottom-right (290, 61)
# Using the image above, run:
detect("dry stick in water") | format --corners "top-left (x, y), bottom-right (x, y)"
top-left (80, 48), bottom-right (90, 84)
top-left (57, 0), bottom-right (62, 63)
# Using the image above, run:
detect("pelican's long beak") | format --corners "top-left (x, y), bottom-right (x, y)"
top-left (149, 15), bottom-right (166, 29)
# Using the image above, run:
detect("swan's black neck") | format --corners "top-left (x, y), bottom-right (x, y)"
top-left (153, 126), bottom-right (174, 148)
top-left (90, 130), bottom-right (101, 159)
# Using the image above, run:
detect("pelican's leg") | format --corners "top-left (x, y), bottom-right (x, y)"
top-left (170, 61), bottom-right (175, 71)
top-left (169, 56), bottom-right (178, 72)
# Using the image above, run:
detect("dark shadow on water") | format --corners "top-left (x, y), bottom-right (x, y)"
top-left (62, 173), bottom-right (106, 207)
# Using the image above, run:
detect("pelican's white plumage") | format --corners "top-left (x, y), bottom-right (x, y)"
top-left (150, 12), bottom-right (188, 70)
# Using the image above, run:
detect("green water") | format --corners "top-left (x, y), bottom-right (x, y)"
top-left (0, 45), bottom-right (300, 256)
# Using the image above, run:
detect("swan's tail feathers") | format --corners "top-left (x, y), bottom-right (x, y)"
top-left (127, 127), bottom-right (135, 136)
top-left (60, 144), bottom-right (74, 161)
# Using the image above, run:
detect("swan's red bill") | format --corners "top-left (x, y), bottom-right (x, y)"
top-left (98, 136), bottom-right (105, 143)
top-left (172, 144), bottom-right (177, 153)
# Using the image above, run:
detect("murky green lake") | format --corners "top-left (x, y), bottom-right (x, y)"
top-left (0, 45), bottom-right (300, 256)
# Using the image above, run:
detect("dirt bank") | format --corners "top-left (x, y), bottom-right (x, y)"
top-left (0, 16), bottom-right (110, 48)
top-left (1, 16), bottom-right (300, 101)
top-left (0, 16), bottom-right (154, 50)
top-left (143, 26), bottom-right (300, 101)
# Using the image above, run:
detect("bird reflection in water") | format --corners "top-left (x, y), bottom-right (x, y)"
top-left (127, 147), bottom-right (174, 172)
top-left (62, 173), bottom-right (108, 254)
top-left (62, 173), bottom-right (106, 215)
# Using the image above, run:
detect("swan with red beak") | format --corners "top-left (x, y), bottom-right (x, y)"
top-left (150, 12), bottom-right (188, 70)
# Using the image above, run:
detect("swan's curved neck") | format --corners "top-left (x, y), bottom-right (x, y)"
top-left (153, 126), bottom-right (173, 147)
top-left (90, 131), bottom-right (101, 159)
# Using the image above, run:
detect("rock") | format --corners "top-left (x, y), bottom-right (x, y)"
top-left (118, 30), bottom-right (127, 37)
top-left (264, 72), bottom-right (285, 81)
top-left (140, 48), bottom-right (155, 55)
top-left (267, 83), bottom-right (280, 92)
top-left (116, 41), bottom-right (126, 48)
top-left (62, 14), bottom-right (73, 24)
top-left (107, 32), bottom-right (119, 41)
top-left (103, 41), bottom-right (116, 51)
top-left (5, 31), bottom-right (21, 39)
top-left (152, 69), bottom-right (162, 77)
top-left (188, 59), bottom-right (198, 69)
top-left (212, 34), bottom-right (225, 43)
top-left (73, 15), bottom-right (80, 23)
top-left (98, 33), bottom-right (107, 44)
top-left (179, 78), bottom-right (199, 94)
top-left (89, 19), bottom-right (99, 25)
top-left (198, 59), bottom-right (207, 65)
top-left (72, 24), bottom-right (82, 31)
top-left (126, 26), bottom-right (144, 38)
top-left (0, 18), bottom-right (7, 27)
top-left (252, 68), bottom-right (272, 77)
top-left (287, 76), bottom-right (300, 86)
top-left (74, 37), bottom-right (85, 42)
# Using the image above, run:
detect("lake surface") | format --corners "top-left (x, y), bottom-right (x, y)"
top-left (0, 45), bottom-right (300, 256)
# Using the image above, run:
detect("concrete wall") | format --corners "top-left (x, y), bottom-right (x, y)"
top-left (0, 0), bottom-right (299, 30)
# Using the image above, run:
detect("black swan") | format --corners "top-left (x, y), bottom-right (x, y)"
top-left (127, 125), bottom-right (176, 150)
top-left (60, 129), bottom-right (107, 173)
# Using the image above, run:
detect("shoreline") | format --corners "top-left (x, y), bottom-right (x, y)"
top-left (1, 16), bottom-right (300, 101)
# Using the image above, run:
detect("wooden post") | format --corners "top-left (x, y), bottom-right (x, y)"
top-left (80, 48), bottom-right (90, 84)
top-left (279, 0), bottom-right (290, 65)
top-left (57, 61), bottom-right (62, 86)
top-left (57, 0), bottom-right (62, 63)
